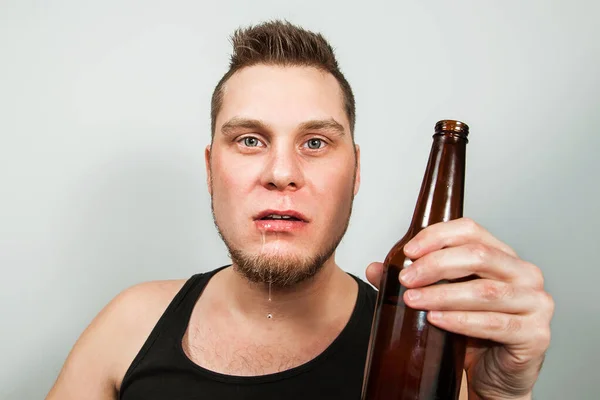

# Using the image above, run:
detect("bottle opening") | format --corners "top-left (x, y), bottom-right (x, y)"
top-left (435, 120), bottom-right (469, 136)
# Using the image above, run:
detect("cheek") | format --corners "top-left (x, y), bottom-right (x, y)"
top-left (210, 163), bottom-right (253, 220)
top-left (212, 153), bottom-right (257, 197)
top-left (311, 160), bottom-right (355, 210)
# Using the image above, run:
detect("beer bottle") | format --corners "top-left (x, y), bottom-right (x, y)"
top-left (361, 120), bottom-right (469, 400)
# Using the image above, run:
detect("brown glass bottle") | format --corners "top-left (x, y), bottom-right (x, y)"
top-left (361, 120), bottom-right (470, 400)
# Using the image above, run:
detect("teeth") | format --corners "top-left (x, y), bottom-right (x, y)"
top-left (267, 214), bottom-right (293, 220)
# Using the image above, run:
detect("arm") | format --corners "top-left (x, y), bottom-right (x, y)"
top-left (45, 280), bottom-right (183, 399)
top-left (45, 291), bottom-right (126, 400)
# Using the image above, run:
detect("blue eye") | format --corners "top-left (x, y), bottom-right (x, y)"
top-left (243, 137), bottom-right (260, 147)
top-left (306, 139), bottom-right (324, 149)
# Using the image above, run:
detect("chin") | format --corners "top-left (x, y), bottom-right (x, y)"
top-left (229, 248), bottom-right (333, 289)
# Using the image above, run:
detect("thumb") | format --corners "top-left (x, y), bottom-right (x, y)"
top-left (365, 262), bottom-right (384, 289)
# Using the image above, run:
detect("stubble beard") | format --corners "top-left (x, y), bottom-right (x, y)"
top-left (209, 165), bottom-right (357, 289)
top-left (211, 198), bottom-right (354, 289)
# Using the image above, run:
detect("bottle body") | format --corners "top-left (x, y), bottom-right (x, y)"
top-left (361, 122), bottom-right (469, 400)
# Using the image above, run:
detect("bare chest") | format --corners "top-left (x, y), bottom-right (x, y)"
top-left (181, 321), bottom-right (336, 376)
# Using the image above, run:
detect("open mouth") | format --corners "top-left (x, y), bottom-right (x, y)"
top-left (254, 210), bottom-right (309, 224)
top-left (254, 210), bottom-right (308, 232)
top-left (260, 214), bottom-right (302, 221)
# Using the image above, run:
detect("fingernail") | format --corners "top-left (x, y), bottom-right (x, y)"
top-left (429, 311), bottom-right (443, 320)
top-left (400, 268), bottom-right (415, 283)
top-left (406, 289), bottom-right (421, 300)
top-left (404, 241), bottom-right (419, 254)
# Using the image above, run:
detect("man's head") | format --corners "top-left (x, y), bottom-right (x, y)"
top-left (206, 20), bottom-right (360, 288)
top-left (210, 20), bottom-right (356, 140)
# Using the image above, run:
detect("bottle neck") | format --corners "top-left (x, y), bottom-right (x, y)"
top-left (409, 133), bottom-right (467, 234)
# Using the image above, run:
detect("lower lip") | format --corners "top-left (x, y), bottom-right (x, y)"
top-left (255, 220), bottom-right (307, 232)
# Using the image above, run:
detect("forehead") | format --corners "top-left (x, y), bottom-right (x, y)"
top-left (216, 65), bottom-right (349, 134)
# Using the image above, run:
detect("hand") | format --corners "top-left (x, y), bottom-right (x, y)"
top-left (365, 218), bottom-right (554, 399)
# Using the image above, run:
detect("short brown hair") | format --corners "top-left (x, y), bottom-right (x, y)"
top-left (210, 20), bottom-right (356, 139)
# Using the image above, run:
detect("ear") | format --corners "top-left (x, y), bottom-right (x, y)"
top-left (205, 144), bottom-right (212, 195)
top-left (353, 144), bottom-right (361, 196)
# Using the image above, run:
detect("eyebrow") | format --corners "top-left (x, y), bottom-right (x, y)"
top-left (298, 118), bottom-right (346, 136)
top-left (219, 117), bottom-right (346, 137)
top-left (221, 118), bottom-right (271, 136)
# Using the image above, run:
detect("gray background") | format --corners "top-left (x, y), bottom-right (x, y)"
top-left (1, 0), bottom-right (598, 398)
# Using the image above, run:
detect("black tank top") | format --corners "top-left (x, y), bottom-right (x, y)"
top-left (119, 265), bottom-right (377, 400)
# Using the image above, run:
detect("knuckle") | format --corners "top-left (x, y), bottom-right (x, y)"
top-left (502, 244), bottom-right (519, 258)
top-left (505, 316), bottom-right (522, 334)
top-left (456, 313), bottom-right (469, 326)
top-left (532, 269), bottom-right (545, 289)
top-left (477, 281), bottom-right (511, 302)
top-left (539, 291), bottom-right (555, 315)
top-left (462, 217), bottom-right (479, 236)
top-left (468, 243), bottom-right (490, 263)
top-left (486, 314), bottom-right (505, 330)
top-left (540, 329), bottom-right (552, 347)
top-left (523, 261), bottom-right (545, 289)
top-left (533, 326), bottom-right (552, 350)
top-left (541, 331), bottom-right (552, 349)
top-left (526, 312), bottom-right (552, 352)
top-left (486, 314), bottom-right (520, 333)
top-left (461, 217), bottom-right (479, 234)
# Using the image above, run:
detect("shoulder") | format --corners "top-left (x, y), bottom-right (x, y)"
top-left (110, 278), bottom-right (189, 387)
top-left (111, 279), bottom-right (188, 324)
top-left (46, 277), bottom-right (190, 398)
top-left (104, 278), bottom-right (188, 338)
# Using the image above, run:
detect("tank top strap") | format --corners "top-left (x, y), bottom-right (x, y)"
top-left (165, 265), bottom-right (230, 338)
top-left (121, 265), bottom-right (229, 387)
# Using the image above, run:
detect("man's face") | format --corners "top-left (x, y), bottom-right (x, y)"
top-left (206, 65), bottom-right (360, 287)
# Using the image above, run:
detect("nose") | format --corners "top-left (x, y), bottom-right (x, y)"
top-left (261, 141), bottom-right (305, 191)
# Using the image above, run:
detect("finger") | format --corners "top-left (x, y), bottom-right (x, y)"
top-left (403, 280), bottom-right (542, 314)
top-left (429, 311), bottom-right (552, 374)
top-left (365, 262), bottom-right (384, 289)
top-left (427, 311), bottom-right (528, 346)
top-left (404, 218), bottom-right (518, 259)
top-left (399, 244), bottom-right (541, 288)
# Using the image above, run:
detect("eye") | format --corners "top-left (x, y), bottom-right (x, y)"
top-left (304, 138), bottom-right (326, 150)
top-left (241, 137), bottom-right (263, 147)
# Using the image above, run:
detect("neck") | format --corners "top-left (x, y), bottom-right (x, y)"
top-left (183, 258), bottom-right (360, 376)
top-left (224, 257), bottom-right (356, 325)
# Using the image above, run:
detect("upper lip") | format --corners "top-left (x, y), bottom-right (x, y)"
top-left (254, 209), bottom-right (309, 222)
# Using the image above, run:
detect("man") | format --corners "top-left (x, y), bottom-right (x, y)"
top-left (46, 20), bottom-right (554, 399)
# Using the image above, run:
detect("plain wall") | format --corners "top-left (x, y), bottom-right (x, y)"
top-left (1, 0), bottom-right (599, 398)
